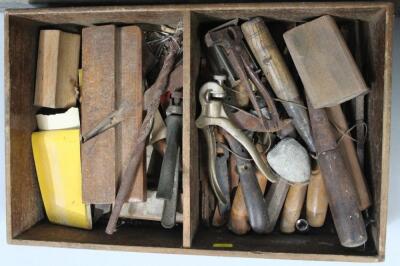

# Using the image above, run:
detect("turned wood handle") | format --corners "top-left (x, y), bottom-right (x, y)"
top-left (229, 170), bottom-right (267, 235)
top-left (306, 165), bottom-right (328, 227)
top-left (326, 105), bottom-right (371, 210)
top-left (215, 128), bottom-right (225, 155)
top-left (280, 183), bottom-right (307, 233)
top-left (241, 17), bottom-right (315, 152)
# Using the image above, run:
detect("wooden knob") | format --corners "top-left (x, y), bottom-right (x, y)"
top-left (280, 183), bottom-right (307, 233)
top-left (306, 165), bottom-right (328, 227)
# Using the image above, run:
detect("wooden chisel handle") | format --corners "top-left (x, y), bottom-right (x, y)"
top-left (280, 183), bottom-right (307, 233)
top-left (326, 105), bottom-right (371, 210)
top-left (229, 170), bottom-right (267, 235)
top-left (308, 100), bottom-right (367, 247)
top-left (241, 17), bottom-right (315, 152)
top-left (306, 165), bottom-right (328, 227)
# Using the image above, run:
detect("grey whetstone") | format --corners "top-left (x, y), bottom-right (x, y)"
top-left (81, 25), bottom-right (116, 204)
top-left (34, 30), bottom-right (80, 108)
top-left (283, 15), bottom-right (368, 109)
top-left (117, 26), bottom-right (146, 202)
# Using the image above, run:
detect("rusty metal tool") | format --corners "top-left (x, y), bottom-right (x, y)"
top-left (196, 78), bottom-right (282, 206)
top-left (307, 97), bottom-right (367, 248)
top-left (161, 147), bottom-right (181, 229)
top-left (105, 35), bottom-right (181, 235)
top-left (229, 169), bottom-right (268, 235)
top-left (223, 131), bottom-right (268, 234)
top-left (241, 18), bottom-right (315, 152)
top-left (215, 147), bottom-right (231, 218)
top-left (264, 137), bottom-right (310, 233)
top-left (205, 26), bottom-right (290, 133)
top-left (157, 91), bottom-right (183, 199)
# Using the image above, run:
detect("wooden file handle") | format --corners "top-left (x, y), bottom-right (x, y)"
top-left (306, 165), bottom-right (328, 227)
top-left (308, 100), bottom-right (367, 247)
top-left (326, 105), bottom-right (371, 210)
top-left (229, 170), bottom-right (267, 235)
top-left (280, 183), bottom-right (307, 233)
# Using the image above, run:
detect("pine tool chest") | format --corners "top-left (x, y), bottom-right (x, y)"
top-left (4, 2), bottom-right (394, 262)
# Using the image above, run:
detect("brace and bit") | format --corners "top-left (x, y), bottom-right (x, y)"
top-left (195, 78), bottom-right (280, 205)
top-left (205, 26), bottom-right (290, 133)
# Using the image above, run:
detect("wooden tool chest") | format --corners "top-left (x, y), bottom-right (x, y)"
top-left (4, 2), bottom-right (393, 262)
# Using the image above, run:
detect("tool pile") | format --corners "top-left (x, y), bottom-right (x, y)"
top-left (196, 16), bottom-right (371, 248)
top-left (31, 23), bottom-right (184, 233)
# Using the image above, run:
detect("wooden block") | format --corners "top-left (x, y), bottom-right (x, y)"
top-left (81, 25), bottom-right (116, 204)
top-left (116, 26), bottom-right (146, 202)
top-left (34, 30), bottom-right (80, 108)
top-left (283, 15), bottom-right (368, 109)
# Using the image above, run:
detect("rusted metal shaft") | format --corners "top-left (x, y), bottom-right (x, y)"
top-left (105, 43), bottom-right (179, 235)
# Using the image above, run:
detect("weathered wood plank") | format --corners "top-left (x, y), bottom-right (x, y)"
top-left (117, 26), bottom-right (146, 202)
top-left (81, 25), bottom-right (116, 204)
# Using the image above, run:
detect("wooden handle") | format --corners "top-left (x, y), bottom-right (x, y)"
top-left (241, 17), bottom-right (315, 152)
top-left (153, 139), bottom-right (167, 156)
top-left (326, 105), bottom-right (371, 210)
top-left (229, 155), bottom-right (239, 190)
top-left (212, 205), bottom-right (226, 227)
top-left (308, 101), bottom-right (367, 247)
top-left (306, 165), bottom-right (328, 227)
top-left (280, 183), bottom-right (307, 233)
top-left (234, 82), bottom-right (250, 108)
top-left (229, 170), bottom-right (267, 235)
top-left (215, 127), bottom-right (225, 155)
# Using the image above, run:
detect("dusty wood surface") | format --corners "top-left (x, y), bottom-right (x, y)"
top-left (34, 30), bottom-right (80, 108)
top-left (117, 26), bottom-right (146, 202)
top-left (81, 25), bottom-right (116, 204)
top-left (182, 11), bottom-right (200, 248)
top-left (283, 15), bottom-right (368, 109)
top-left (5, 2), bottom-right (393, 261)
top-left (6, 15), bottom-right (44, 239)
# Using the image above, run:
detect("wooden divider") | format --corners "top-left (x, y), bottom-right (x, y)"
top-left (182, 11), bottom-right (201, 248)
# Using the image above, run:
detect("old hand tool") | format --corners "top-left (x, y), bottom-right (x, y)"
top-left (157, 91), bottom-right (183, 199)
top-left (307, 98), bottom-right (367, 247)
top-left (265, 138), bottom-right (310, 233)
top-left (223, 131), bottom-right (268, 234)
top-left (241, 18), bottom-right (315, 152)
top-left (205, 26), bottom-right (290, 133)
top-left (196, 78), bottom-right (282, 206)
top-left (306, 164), bottom-right (328, 227)
top-left (326, 105), bottom-right (371, 211)
top-left (230, 169), bottom-right (268, 235)
top-left (105, 34), bottom-right (181, 235)
top-left (161, 147), bottom-right (181, 228)
top-left (280, 183), bottom-right (307, 233)
top-left (214, 146), bottom-right (231, 221)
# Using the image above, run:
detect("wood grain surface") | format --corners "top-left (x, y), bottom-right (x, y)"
top-left (81, 25), bottom-right (116, 204)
